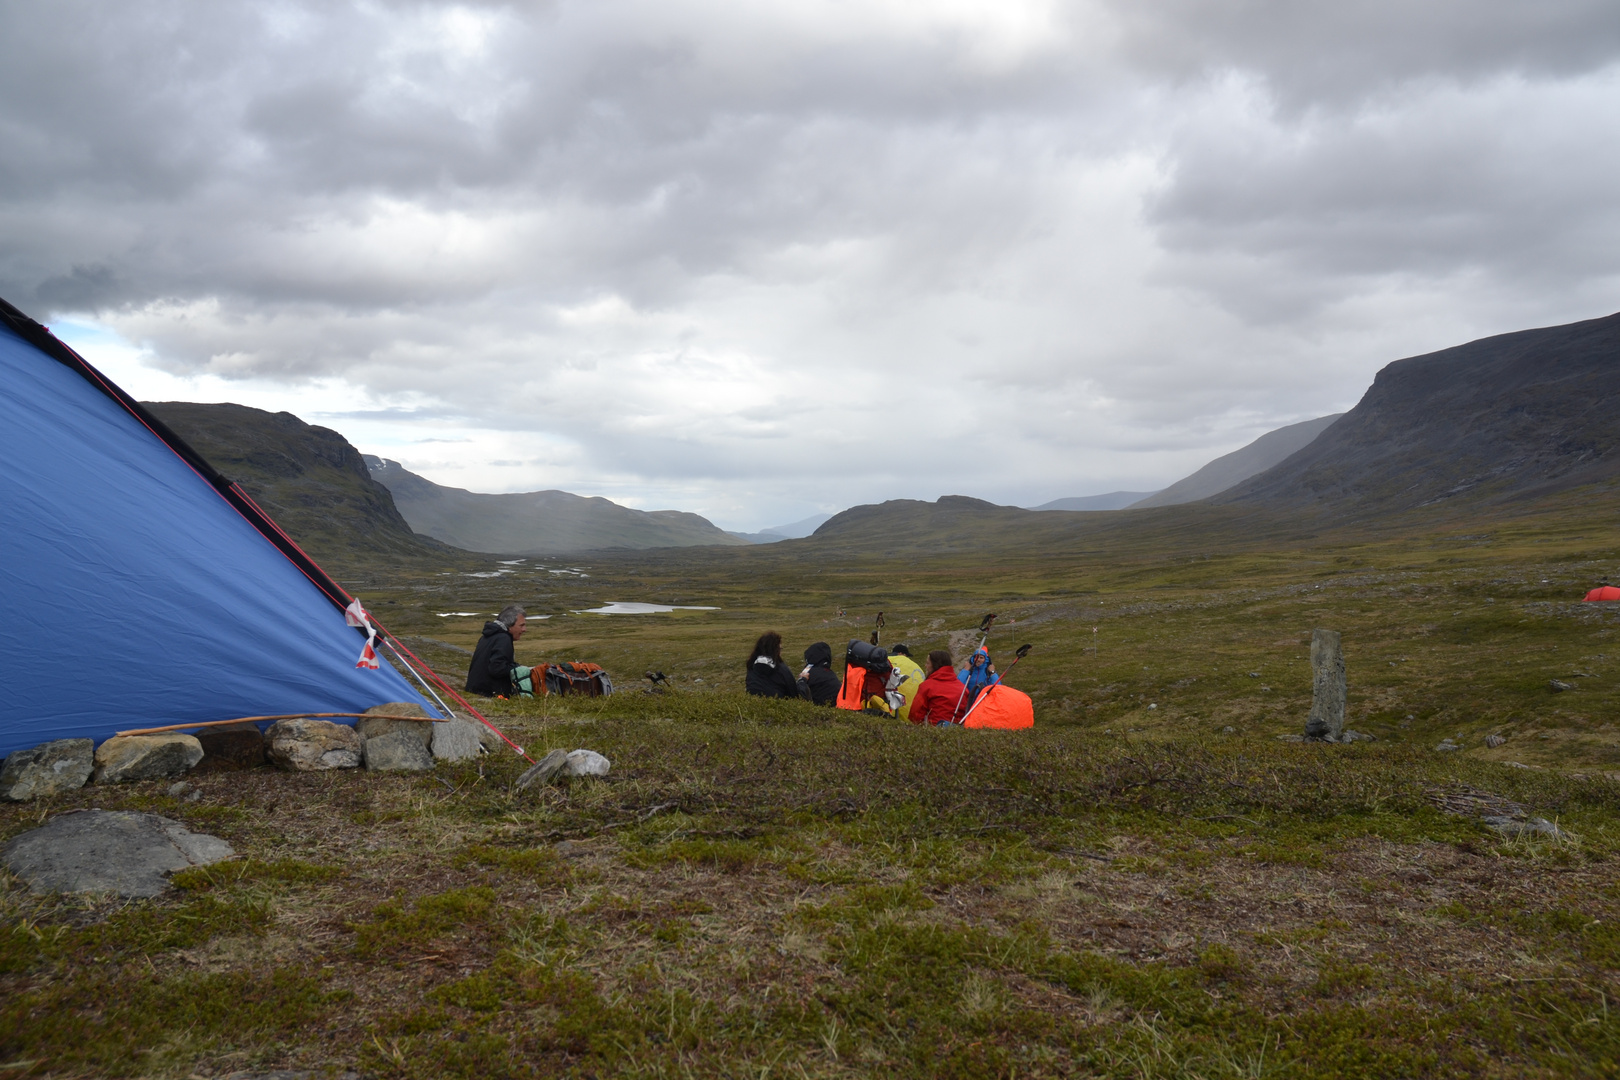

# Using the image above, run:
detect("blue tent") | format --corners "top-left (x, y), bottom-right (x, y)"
top-left (0, 299), bottom-right (433, 756)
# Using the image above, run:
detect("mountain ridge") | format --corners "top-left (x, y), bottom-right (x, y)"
top-left (1131, 414), bottom-right (1343, 508)
top-left (144, 401), bottom-right (452, 563)
top-left (1221, 312), bottom-right (1620, 513)
top-left (1031, 491), bottom-right (1157, 512)
top-left (367, 457), bottom-right (749, 554)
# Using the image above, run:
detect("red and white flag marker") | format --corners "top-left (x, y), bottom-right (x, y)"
top-left (344, 598), bottom-right (381, 669)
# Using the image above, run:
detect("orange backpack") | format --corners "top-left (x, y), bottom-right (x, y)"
top-left (959, 684), bottom-right (1034, 730)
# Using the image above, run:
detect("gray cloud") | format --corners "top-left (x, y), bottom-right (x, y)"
top-left (3, 1), bottom-right (1618, 527)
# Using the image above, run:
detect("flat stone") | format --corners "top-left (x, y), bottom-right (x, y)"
top-left (431, 718), bottom-right (483, 762)
top-left (1436, 741), bottom-right (1460, 752)
top-left (93, 734), bottom-right (203, 784)
top-left (513, 748), bottom-right (571, 791)
top-left (0, 738), bottom-right (94, 801)
top-left (356, 702), bottom-right (433, 748)
top-left (194, 723), bottom-right (267, 773)
top-left (265, 718), bottom-right (361, 771)
top-left (518, 748), bottom-right (576, 790)
top-left (1484, 734), bottom-right (1507, 748)
top-left (1484, 815), bottom-right (1564, 839)
top-left (564, 749), bottom-right (611, 777)
top-left (364, 729), bottom-right (435, 772)
top-left (1303, 628), bottom-right (1346, 742)
top-left (1549, 679), bottom-right (1574, 693)
top-left (1, 809), bottom-right (234, 897)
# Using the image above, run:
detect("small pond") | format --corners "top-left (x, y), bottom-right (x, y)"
top-left (577, 602), bottom-right (719, 615)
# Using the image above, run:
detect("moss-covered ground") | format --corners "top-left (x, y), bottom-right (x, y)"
top-left (4, 492), bottom-right (1620, 1077)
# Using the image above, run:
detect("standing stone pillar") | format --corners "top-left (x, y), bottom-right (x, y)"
top-left (1303, 628), bottom-right (1346, 742)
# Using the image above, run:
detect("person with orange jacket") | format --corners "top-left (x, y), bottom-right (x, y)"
top-left (909, 649), bottom-right (970, 725)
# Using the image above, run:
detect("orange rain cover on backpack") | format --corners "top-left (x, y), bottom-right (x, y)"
top-left (960, 684), bottom-right (1034, 730)
top-left (837, 664), bottom-right (867, 710)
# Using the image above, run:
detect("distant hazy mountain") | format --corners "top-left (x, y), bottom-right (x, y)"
top-left (1130, 414), bottom-right (1344, 508)
top-left (146, 402), bottom-right (448, 562)
top-left (1220, 312), bottom-right (1620, 513)
top-left (730, 512), bottom-right (836, 543)
top-left (366, 457), bottom-right (748, 554)
top-left (1031, 491), bottom-right (1158, 512)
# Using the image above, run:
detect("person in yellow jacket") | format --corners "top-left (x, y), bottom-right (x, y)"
top-left (887, 644), bottom-right (926, 721)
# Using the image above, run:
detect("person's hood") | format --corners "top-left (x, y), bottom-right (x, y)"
top-left (968, 647), bottom-right (991, 668)
top-left (804, 641), bottom-right (833, 668)
top-left (481, 621), bottom-right (510, 638)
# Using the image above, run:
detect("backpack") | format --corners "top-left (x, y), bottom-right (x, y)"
top-left (540, 662), bottom-right (614, 697)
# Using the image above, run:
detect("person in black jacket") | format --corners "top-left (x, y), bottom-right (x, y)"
top-left (745, 631), bottom-right (800, 699)
top-left (796, 641), bottom-right (841, 706)
top-left (466, 605), bottom-right (528, 697)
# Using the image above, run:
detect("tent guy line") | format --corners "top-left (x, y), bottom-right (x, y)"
top-left (114, 713), bottom-right (440, 738)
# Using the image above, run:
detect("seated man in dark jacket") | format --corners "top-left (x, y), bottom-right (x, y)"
top-left (466, 605), bottom-right (529, 697)
top-left (796, 641), bottom-right (841, 706)
top-left (745, 631), bottom-right (800, 698)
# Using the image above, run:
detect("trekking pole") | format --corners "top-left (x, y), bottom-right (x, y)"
top-left (949, 614), bottom-right (999, 721)
top-left (957, 644), bottom-right (1032, 726)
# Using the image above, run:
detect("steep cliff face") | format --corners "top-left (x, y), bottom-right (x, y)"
top-left (1219, 312), bottom-right (1620, 514)
top-left (145, 401), bottom-right (447, 561)
top-left (365, 457), bottom-right (750, 554)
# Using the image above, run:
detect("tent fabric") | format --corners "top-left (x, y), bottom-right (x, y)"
top-left (0, 319), bottom-right (430, 756)
top-left (960, 685), bottom-right (1035, 730)
top-left (1585, 586), bottom-right (1620, 602)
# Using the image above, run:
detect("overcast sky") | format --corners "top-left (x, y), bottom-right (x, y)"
top-left (4, 1), bottom-right (1619, 530)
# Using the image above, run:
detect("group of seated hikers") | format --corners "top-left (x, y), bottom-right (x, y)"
top-left (746, 630), bottom-right (1028, 727)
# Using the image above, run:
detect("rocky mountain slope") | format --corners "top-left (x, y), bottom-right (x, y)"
top-left (145, 402), bottom-right (448, 562)
top-left (366, 457), bottom-right (749, 554)
top-left (1220, 312), bottom-right (1620, 513)
top-left (1131, 414), bottom-right (1343, 508)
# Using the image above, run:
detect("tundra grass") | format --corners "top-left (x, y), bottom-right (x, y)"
top-left (3, 492), bottom-right (1620, 1076)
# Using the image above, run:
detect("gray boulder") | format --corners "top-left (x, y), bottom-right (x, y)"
top-left (0, 738), bottom-right (94, 801)
top-left (364, 729), bottom-right (435, 772)
top-left (564, 749), bottom-right (611, 777)
top-left (431, 718), bottom-right (483, 762)
top-left (1485, 734), bottom-right (1507, 748)
top-left (453, 712), bottom-right (505, 752)
top-left (355, 702), bottom-right (433, 747)
top-left (93, 734), bottom-right (204, 784)
top-left (2, 809), bottom-right (234, 897)
top-left (1550, 679), bottom-right (1575, 692)
top-left (266, 718), bottom-right (362, 771)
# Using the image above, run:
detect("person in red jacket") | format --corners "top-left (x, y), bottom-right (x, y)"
top-left (909, 649), bottom-right (968, 725)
